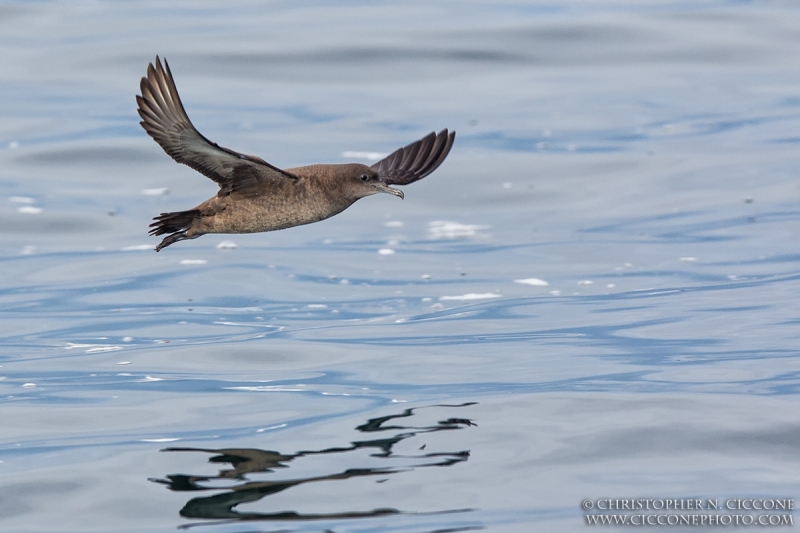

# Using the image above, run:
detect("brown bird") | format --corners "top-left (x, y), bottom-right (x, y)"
top-left (136, 57), bottom-right (455, 251)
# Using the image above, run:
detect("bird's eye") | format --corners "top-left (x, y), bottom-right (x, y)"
top-left (359, 174), bottom-right (370, 182)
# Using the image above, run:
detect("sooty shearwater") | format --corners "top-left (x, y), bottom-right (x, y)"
top-left (136, 57), bottom-right (455, 251)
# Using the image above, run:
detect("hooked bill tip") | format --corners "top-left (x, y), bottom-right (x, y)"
top-left (375, 182), bottom-right (404, 199)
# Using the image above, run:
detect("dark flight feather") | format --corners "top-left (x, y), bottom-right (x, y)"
top-left (371, 129), bottom-right (456, 186)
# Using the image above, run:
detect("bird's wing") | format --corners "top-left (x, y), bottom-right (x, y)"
top-left (136, 56), bottom-right (296, 197)
top-left (371, 129), bottom-right (455, 185)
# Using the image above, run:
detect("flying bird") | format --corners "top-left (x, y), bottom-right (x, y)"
top-left (136, 57), bottom-right (455, 251)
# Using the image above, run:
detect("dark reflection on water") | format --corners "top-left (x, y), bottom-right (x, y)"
top-left (150, 403), bottom-right (477, 525)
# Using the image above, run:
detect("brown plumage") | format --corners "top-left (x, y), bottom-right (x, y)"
top-left (136, 56), bottom-right (455, 251)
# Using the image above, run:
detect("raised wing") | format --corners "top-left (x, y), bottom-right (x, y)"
top-left (136, 56), bottom-right (296, 197)
top-left (371, 129), bottom-right (455, 186)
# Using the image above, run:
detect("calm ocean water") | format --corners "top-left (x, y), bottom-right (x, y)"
top-left (1, 1), bottom-right (800, 531)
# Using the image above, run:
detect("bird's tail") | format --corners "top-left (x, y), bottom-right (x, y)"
top-left (149, 209), bottom-right (201, 251)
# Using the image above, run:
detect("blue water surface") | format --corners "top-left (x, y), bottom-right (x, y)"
top-left (1, 1), bottom-right (800, 531)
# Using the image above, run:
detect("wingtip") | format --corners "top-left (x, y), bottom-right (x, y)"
top-left (143, 55), bottom-right (171, 89)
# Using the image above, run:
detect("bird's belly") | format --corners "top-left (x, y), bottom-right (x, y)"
top-left (203, 196), bottom-right (350, 234)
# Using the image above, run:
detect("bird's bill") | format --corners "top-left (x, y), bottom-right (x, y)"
top-left (374, 182), bottom-right (404, 199)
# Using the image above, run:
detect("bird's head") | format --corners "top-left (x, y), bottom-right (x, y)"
top-left (339, 164), bottom-right (404, 200)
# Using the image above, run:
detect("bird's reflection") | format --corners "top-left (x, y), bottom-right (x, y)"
top-left (150, 403), bottom-right (477, 525)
